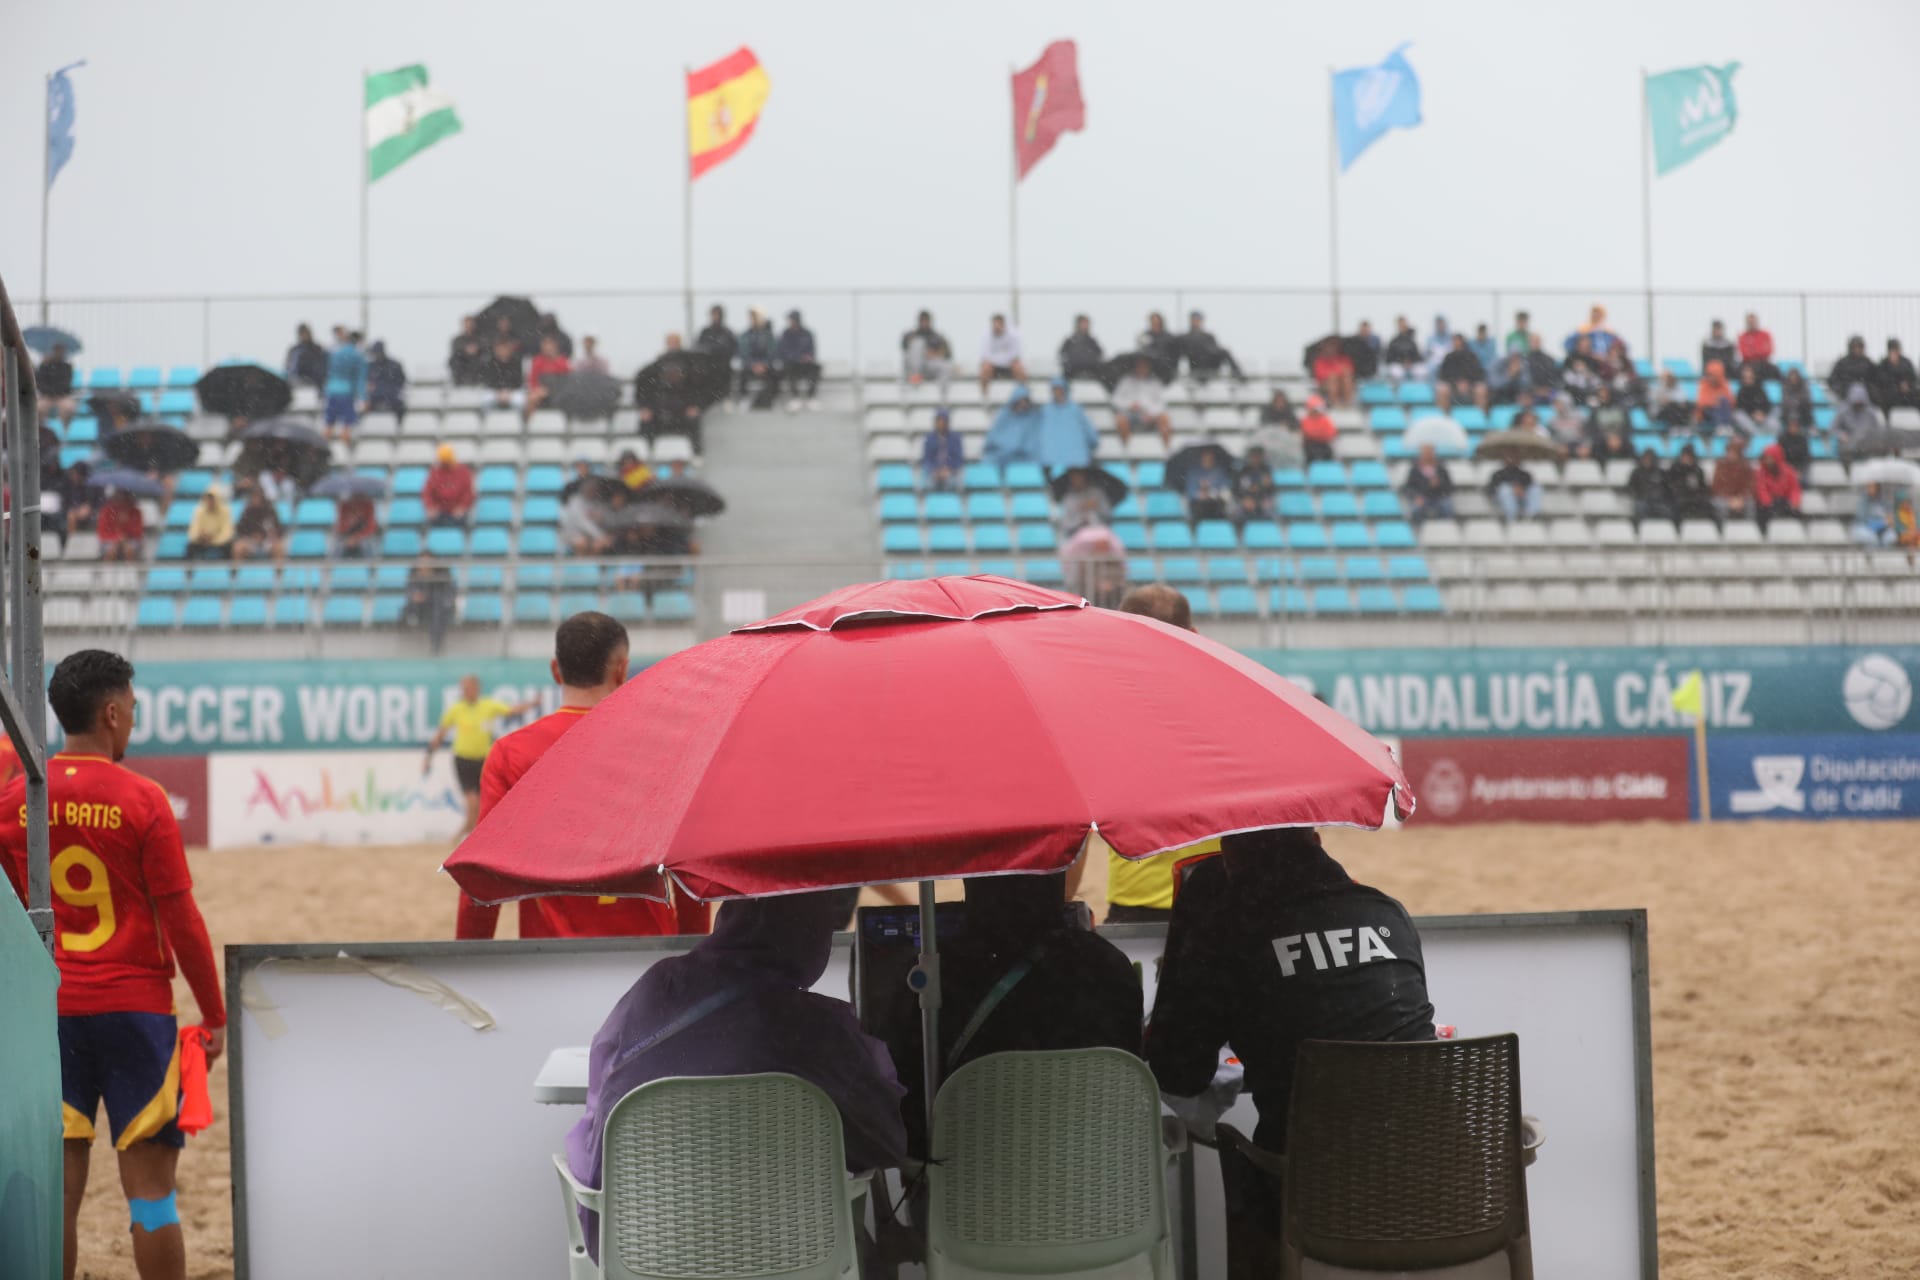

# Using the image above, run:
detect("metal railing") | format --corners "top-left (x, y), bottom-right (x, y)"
top-left (20, 286), bottom-right (1920, 389)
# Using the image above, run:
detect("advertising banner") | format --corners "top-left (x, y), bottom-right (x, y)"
top-left (1400, 737), bottom-right (1692, 824)
top-left (123, 756), bottom-right (210, 847)
top-left (1249, 646), bottom-right (1918, 741)
top-left (207, 751), bottom-right (467, 849)
top-left (1708, 735), bottom-right (1920, 821)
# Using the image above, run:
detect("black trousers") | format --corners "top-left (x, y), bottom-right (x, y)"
top-left (782, 360), bottom-right (821, 397)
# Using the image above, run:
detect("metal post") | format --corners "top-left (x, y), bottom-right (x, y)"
top-left (0, 310), bottom-right (51, 954)
top-left (914, 879), bottom-right (942, 1141)
top-left (1798, 292), bottom-right (1810, 367)
top-left (1639, 70), bottom-right (1655, 359)
top-left (683, 67), bottom-right (694, 343)
top-left (358, 68), bottom-right (371, 334)
top-left (40, 74), bottom-right (52, 326)
top-left (1327, 68), bottom-right (1341, 334)
top-left (1008, 65), bottom-right (1021, 326)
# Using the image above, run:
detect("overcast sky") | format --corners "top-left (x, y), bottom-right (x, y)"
top-left (5, 0), bottom-right (1918, 365)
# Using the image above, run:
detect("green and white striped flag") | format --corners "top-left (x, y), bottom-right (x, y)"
top-left (365, 65), bottom-right (461, 182)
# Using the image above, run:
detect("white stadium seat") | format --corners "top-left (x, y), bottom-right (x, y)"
top-left (1767, 520), bottom-right (1810, 545)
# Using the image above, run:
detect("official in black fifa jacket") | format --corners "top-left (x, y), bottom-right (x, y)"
top-left (1145, 826), bottom-right (1436, 1152)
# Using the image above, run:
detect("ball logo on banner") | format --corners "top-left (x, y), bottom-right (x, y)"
top-left (1843, 654), bottom-right (1912, 731)
top-left (1421, 759), bottom-right (1467, 817)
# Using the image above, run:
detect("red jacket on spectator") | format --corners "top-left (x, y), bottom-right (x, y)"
top-left (1753, 445), bottom-right (1802, 509)
top-left (1737, 328), bottom-right (1773, 364)
top-left (1300, 409), bottom-right (1338, 444)
top-left (528, 352), bottom-right (571, 391)
top-left (423, 462), bottom-right (475, 516)
top-left (98, 498), bottom-right (144, 543)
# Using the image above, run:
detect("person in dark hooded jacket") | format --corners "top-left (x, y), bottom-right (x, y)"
top-left (1829, 336), bottom-right (1876, 399)
top-left (776, 310), bottom-right (820, 409)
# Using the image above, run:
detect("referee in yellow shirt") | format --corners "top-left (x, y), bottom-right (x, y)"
top-left (424, 674), bottom-right (538, 833)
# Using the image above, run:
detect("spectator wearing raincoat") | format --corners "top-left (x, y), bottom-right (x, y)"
top-left (982, 385), bottom-right (1039, 467)
top-left (1832, 384), bottom-right (1888, 460)
top-left (1037, 377), bottom-right (1099, 475)
top-left (1753, 444), bottom-right (1803, 533)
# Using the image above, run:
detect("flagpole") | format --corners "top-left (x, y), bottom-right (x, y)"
top-left (1008, 63), bottom-right (1020, 326)
top-left (683, 66), bottom-right (694, 342)
top-left (1326, 67), bottom-right (1341, 334)
top-left (40, 72), bottom-right (52, 325)
top-left (359, 67), bottom-right (371, 334)
top-left (1639, 68), bottom-right (1654, 360)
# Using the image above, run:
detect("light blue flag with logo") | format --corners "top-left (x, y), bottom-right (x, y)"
top-left (1332, 44), bottom-right (1422, 171)
top-left (1646, 63), bottom-right (1740, 176)
top-left (46, 61), bottom-right (85, 192)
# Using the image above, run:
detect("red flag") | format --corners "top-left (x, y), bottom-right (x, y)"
top-left (1012, 40), bottom-right (1084, 180)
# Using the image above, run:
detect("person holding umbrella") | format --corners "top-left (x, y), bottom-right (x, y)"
top-left (59, 461), bottom-right (96, 553)
top-left (448, 315), bottom-right (486, 386)
top-left (1854, 483), bottom-right (1899, 548)
top-left (1487, 451), bottom-right (1542, 523)
top-left (481, 330), bottom-right (524, 407)
top-left (186, 487), bottom-right (235, 561)
top-left (1233, 444), bottom-right (1278, 521)
top-left (333, 491), bottom-right (381, 558)
top-left (1112, 354), bottom-right (1172, 448)
top-left (97, 487), bottom-right (146, 562)
top-left (36, 340), bottom-right (77, 425)
top-left (1183, 446), bottom-right (1234, 522)
top-left (1055, 467), bottom-right (1114, 536)
top-left (523, 333), bottom-right (572, 422)
top-left (1400, 443), bottom-right (1456, 525)
top-left (233, 489), bottom-right (287, 565)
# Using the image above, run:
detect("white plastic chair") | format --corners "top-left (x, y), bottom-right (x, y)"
top-left (927, 1048), bottom-right (1175, 1278)
top-left (553, 1073), bottom-right (863, 1280)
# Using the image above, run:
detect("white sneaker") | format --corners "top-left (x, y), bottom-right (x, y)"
top-left (786, 397), bottom-right (800, 413)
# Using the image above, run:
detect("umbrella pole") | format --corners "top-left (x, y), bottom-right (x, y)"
top-left (913, 879), bottom-right (942, 1142)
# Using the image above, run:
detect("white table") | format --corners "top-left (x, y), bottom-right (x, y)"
top-left (533, 1046), bottom-right (589, 1104)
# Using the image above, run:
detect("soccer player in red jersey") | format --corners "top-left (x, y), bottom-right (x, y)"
top-left (454, 612), bottom-right (710, 940)
top-left (0, 650), bottom-right (225, 1280)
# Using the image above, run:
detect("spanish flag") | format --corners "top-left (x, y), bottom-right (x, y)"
top-left (687, 47), bottom-right (769, 179)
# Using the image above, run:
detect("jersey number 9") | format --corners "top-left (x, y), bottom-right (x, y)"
top-left (51, 846), bottom-right (118, 953)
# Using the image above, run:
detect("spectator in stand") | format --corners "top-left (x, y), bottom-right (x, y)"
top-left (1468, 322), bottom-right (1498, 374)
top-left (1260, 389), bottom-right (1298, 430)
top-left (1423, 315), bottom-right (1454, 380)
top-left (524, 333), bottom-right (572, 420)
top-left (481, 333), bottom-right (524, 407)
top-left (1666, 445), bottom-right (1718, 528)
top-left (1138, 311), bottom-right (1179, 365)
top-left (60, 461), bottom-right (95, 550)
top-left (736, 307), bottom-right (778, 410)
top-left (1832, 383), bottom-right (1887, 459)
top-left (776, 311), bottom-right (821, 412)
top-left (1652, 368), bottom-right (1693, 430)
top-left (1875, 339), bottom-right (1918, 409)
top-left (616, 449), bottom-right (654, 490)
top-left (919, 408), bottom-right (964, 492)
top-left (1343, 320), bottom-right (1381, 380)
top-left (1738, 313), bottom-right (1777, 381)
top-left (1701, 320), bottom-right (1737, 380)
top-left (573, 335), bottom-right (611, 377)
top-left (285, 323), bottom-right (328, 392)
top-left (449, 316), bottom-right (486, 386)
top-left (402, 552), bottom-right (456, 654)
top-left (900, 310), bottom-right (953, 394)
top-left (321, 330), bottom-right (367, 443)
top-left (254, 462), bottom-right (297, 505)
top-left (1487, 351), bottom-right (1528, 406)
top-left (1602, 346), bottom-right (1643, 405)
top-left (1299, 395), bottom-right (1338, 463)
top-left (97, 488), bottom-right (144, 562)
top-left (978, 313), bottom-right (1026, 398)
top-left (1776, 417), bottom-right (1812, 476)
top-left (186, 486), bottom-right (234, 560)
top-left (35, 342), bottom-right (77, 425)
top-left (1056, 467), bottom-right (1112, 535)
top-left (1486, 453), bottom-right (1541, 522)
top-left (1435, 334), bottom-right (1489, 413)
top-left (1233, 444), bottom-right (1277, 521)
top-left (1183, 447), bottom-right (1233, 522)
top-left (1058, 314), bottom-right (1104, 380)
top-left (366, 341), bottom-right (406, 422)
top-left (1695, 360), bottom-right (1735, 432)
top-left (1583, 387), bottom-right (1630, 457)
top-left (1712, 438), bottom-right (1755, 524)
top-left (1753, 444), bottom-right (1802, 532)
top-left (1400, 443), bottom-right (1455, 525)
top-left (1504, 311), bottom-right (1533, 357)
top-left (1853, 483), bottom-right (1898, 547)
top-left (538, 313), bottom-right (573, 359)
top-left (1180, 312), bottom-right (1243, 382)
top-left (232, 489), bottom-right (286, 564)
top-left (1382, 317), bottom-right (1423, 383)
top-left (1590, 416), bottom-right (1634, 464)
top-left (560, 483), bottom-right (613, 557)
top-left (1561, 335), bottom-right (1603, 403)
top-left (695, 306), bottom-right (737, 369)
top-left (1524, 333), bottom-right (1563, 398)
top-left (1039, 378), bottom-right (1099, 474)
top-left (1312, 337), bottom-right (1356, 408)
top-left (333, 492), bottom-right (380, 558)
top-left (1777, 368), bottom-right (1815, 431)
top-left (1733, 365), bottom-right (1774, 433)
top-left (1571, 304), bottom-right (1624, 359)
top-left (1626, 449), bottom-right (1670, 525)
top-left (636, 343), bottom-right (705, 450)
top-left (423, 445), bottom-right (475, 527)
top-left (1111, 354), bottom-right (1172, 448)
top-left (1829, 336), bottom-right (1876, 400)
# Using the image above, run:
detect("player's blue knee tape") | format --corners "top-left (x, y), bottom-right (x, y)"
top-left (129, 1192), bottom-right (178, 1233)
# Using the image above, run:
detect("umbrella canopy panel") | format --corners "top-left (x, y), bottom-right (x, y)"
top-left (635, 351), bottom-right (730, 409)
top-left (103, 422), bottom-right (199, 473)
top-left (1096, 349), bottom-right (1178, 392)
top-left (1474, 430), bottom-right (1561, 462)
top-left (474, 296), bottom-right (544, 350)
top-left (195, 365), bottom-right (292, 420)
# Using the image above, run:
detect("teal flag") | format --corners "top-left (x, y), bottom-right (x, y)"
top-left (1646, 63), bottom-right (1740, 175)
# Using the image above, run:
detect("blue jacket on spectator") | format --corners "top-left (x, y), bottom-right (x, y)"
top-left (325, 342), bottom-right (368, 402)
top-left (921, 427), bottom-right (964, 474)
top-left (740, 321), bottom-right (777, 367)
top-left (777, 315), bottom-right (817, 364)
top-left (366, 342), bottom-right (406, 409)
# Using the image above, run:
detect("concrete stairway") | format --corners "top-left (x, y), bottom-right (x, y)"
top-left (692, 398), bottom-right (879, 636)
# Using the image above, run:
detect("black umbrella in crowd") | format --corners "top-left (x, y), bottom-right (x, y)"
top-left (607, 497), bottom-right (692, 529)
top-left (563, 470), bottom-right (629, 504)
top-left (1164, 442), bottom-right (1241, 496)
top-left (635, 350), bottom-right (731, 409)
top-left (84, 468), bottom-right (168, 500)
top-left (103, 421), bottom-right (199, 474)
top-left (1095, 349), bottom-right (1179, 393)
top-left (544, 371), bottom-right (623, 420)
top-left (238, 417), bottom-right (332, 487)
top-left (309, 471), bottom-right (390, 500)
top-left (195, 364), bottom-right (292, 419)
top-left (86, 392), bottom-right (141, 428)
top-left (474, 296), bottom-right (544, 351)
top-left (1048, 465), bottom-right (1130, 507)
top-left (641, 475), bottom-right (726, 518)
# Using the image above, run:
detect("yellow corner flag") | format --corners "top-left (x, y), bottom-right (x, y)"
top-left (1670, 670), bottom-right (1705, 718)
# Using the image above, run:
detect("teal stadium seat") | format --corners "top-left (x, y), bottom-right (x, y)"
top-left (1306, 462), bottom-right (1348, 488)
top-left (88, 368), bottom-right (123, 389)
top-left (1016, 525), bottom-right (1057, 552)
top-left (1273, 468), bottom-right (1307, 490)
top-left (518, 528), bottom-right (558, 555)
top-left (288, 530), bottom-right (329, 558)
top-left (1143, 492), bottom-right (1183, 520)
top-left (558, 592), bottom-right (601, 618)
top-left (1253, 557), bottom-right (1290, 582)
top-left (1489, 405), bottom-right (1519, 429)
top-left (1128, 558), bottom-right (1157, 583)
top-left (1368, 407), bottom-right (1408, 432)
top-left (1277, 493), bottom-right (1315, 519)
top-left (233, 566), bottom-right (277, 592)
top-left (426, 527), bottom-right (466, 557)
top-left (330, 564), bottom-right (371, 591)
top-left (1216, 585), bottom-right (1259, 615)
top-left (927, 526), bottom-right (967, 553)
top-left (371, 595), bottom-right (406, 624)
top-left (66, 420), bottom-right (98, 444)
top-left (1388, 555), bottom-right (1430, 580)
top-left (607, 593), bottom-right (649, 620)
top-left (1024, 559), bottom-right (1064, 585)
top-left (522, 496), bottom-right (560, 525)
top-left (388, 498), bottom-right (426, 526)
top-left (877, 464), bottom-right (915, 492)
top-left (1134, 462), bottom-right (1165, 489)
top-left (932, 560), bottom-right (972, 577)
top-left (1010, 492), bottom-right (1051, 521)
top-left (393, 467), bottom-right (429, 495)
top-left (1298, 557), bottom-right (1341, 582)
top-left (1005, 464), bottom-right (1045, 491)
top-left (652, 591), bottom-right (695, 622)
top-left (1181, 587), bottom-right (1212, 618)
top-left (1319, 492), bottom-right (1360, 519)
top-left (518, 564), bottom-right (556, 589)
top-left (1359, 381), bottom-right (1397, 405)
top-left (375, 564), bottom-right (411, 590)
top-left (228, 596), bottom-right (268, 626)
top-left (885, 562), bottom-right (928, 580)
top-left (1286, 524), bottom-right (1329, 550)
top-left (1313, 587), bottom-right (1355, 613)
top-left (962, 463), bottom-right (1002, 491)
top-left (381, 529), bottom-right (422, 558)
top-left (1243, 521), bottom-right (1283, 549)
top-left (1357, 587), bottom-right (1400, 613)
top-left (560, 563), bottom-right (601, 589)
top-left (880, 494), bottom-right (919, 523)
top-left (188, 567), bottom-right (230, 592)
top-left (466, 565), bottom-right (506, 590)
top-left (1151, 522), bottom-right (1194, 550)
top-left (155, 532), bottom-right (188, 560)
top-left (1344, 557), bottom-right (1386, 581)
top-left (477, 466), bottom-right (517, 495)
top-left (146, 568), bottom-right (188, 592)
top-left (295, 499), bottom-right (334, 527)
top-left (136, 598), bottom-right (176, 629)
top-left (883, 527), bottom-right (923, 554)
top-left (924, 492), bottom-right (963, 521)
top-left (1194, 521), bottom-right (1237, 549)
top-left (155, 390), bottom-right (194, 416)
top-left (470, 528), bottom-right (510, 557)
top-left (1331, 522), bottom-right (1372, 549)
top-left (167, 365), bottom-right (202, 387)
top-left (511, 594), bottom-right (552, 624)
top-left (1362, 491), bottom-right (1403, 518)
top-left (1350, 461), bottom-right (1390, 489)
top-left (280, 567), bottom-right (321, 591)
top-left (272, 596), bottom-right (310, 627)
top-left (967, 493), bottom-right (1008, 521)
top-left (1162, 558), bottom-right (1204, 584)
top-left (1114, 522), bottom-right (1148, 551)
top-left (1270, 587), bottom-right (1310, 615)
top-left (975, 559), bottom-right (1018, 578)
top-left (1452, 407), bottom-right (1489, 430)
top-left (1399, 382), bottom-right (1435, 405)
top-left (474, 495), bottom-right (515, 525)
top-left (322, 597), bottom-right (365, 626)
top-left (1373, 522), bottom-right (1418, 549)
top-left (525, 466), bottom-right (564, 495)
top-left (173, 470), bottom-right (213, 498)
top-left (164, 500), bottom-right (197, 529)
top-left (1402, 585), bottom-right (1445, 612)
top-left (972, 526), bottom-right (1013, 552)
top-left (1205, 557), bottom-right (1248, 583)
